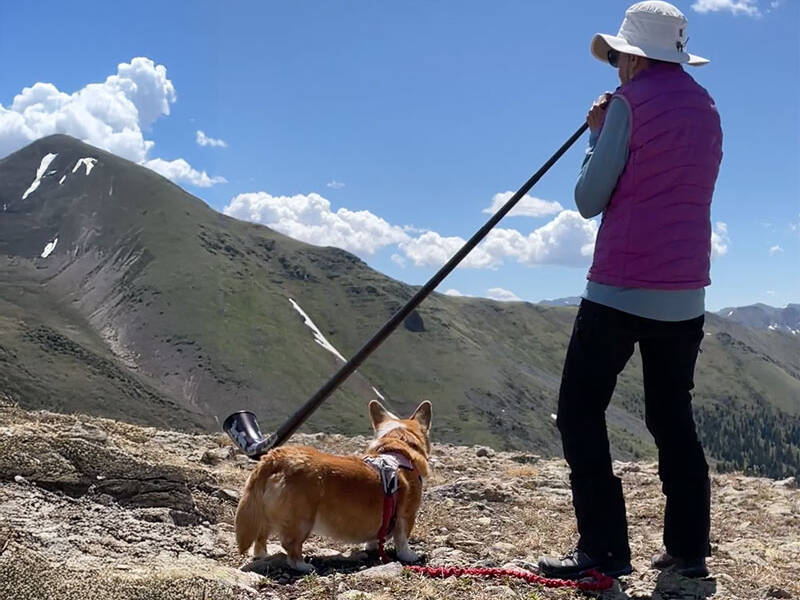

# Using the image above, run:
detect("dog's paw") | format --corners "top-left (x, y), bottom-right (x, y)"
top-left (396, 548), bottom-right (420, 563)
top-left (287, 558), bottom-right (315, 573)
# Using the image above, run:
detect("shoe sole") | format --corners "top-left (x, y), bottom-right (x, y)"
top-left (540, 563), bottom-right (633, 580)
top-left (676, 567), bottom-right (709, 578)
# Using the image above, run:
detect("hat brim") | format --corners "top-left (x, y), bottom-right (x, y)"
top-left (591, 33), bottom-right (709, 67)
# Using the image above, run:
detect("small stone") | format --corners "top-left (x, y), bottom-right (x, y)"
top-left (201, 447), bottom-right (229, 465)
top-left (67, 423), bottom-right (108, 443)
top-left (13, 475), bottom-right (27, 484)
top-left (338, 591), bottom-right (375, 600)
top-left (767, 586), bottom-right (792, 599)
top-left (491, 542), bottom-right (516, 554)
top-left (477, 517), bottom-right (491, 526)
top-left (355, 562), bottom-right (405, 579)
top-left (474, 558), bottom-right (500, 568)
top-left (484, 585), bottom-right (517, 599)
top-left (217, 488), bottom-right (241, 501)
top-left (429, 548), bottom-right (467, 565)
top-left (476, 446), bottom-right (494, 458)
top-left (500, 562), bottom-right (530, 573)
top-left (773, 476), bottom-right (797, 489)
top-left (615, 461), bottom-right (640, 473)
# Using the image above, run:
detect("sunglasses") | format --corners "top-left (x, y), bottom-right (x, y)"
top-left (607, 49), bottom-right (620, 68)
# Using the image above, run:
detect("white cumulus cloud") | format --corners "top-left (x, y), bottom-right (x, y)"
top-left (482, 191), bottom-right (563, 218)
top-left (399, 230), bottom-right (499, 269)
top-left (691, 0), bottom-right (761, 16)
top-left (483, 211), bottom-right (598, 267)
top-left (0, 57), bottom-right (225, 187)
top-left (486, 287), bottom-right (522, 302)
top-left (398, 210), bottom-right (597, 270)
top-left (443, 289), bottom-right (464, 297)
top-left (711, 221), bottom-right (730, 259)
top-left (769, 245), bottom-right (784, 255)
top-left (143, 158), bottom-right (227, 188)
top-left (224, 188), bottom-right (599, 271)
top-left (223, 192), bottom-right (410, 255)
top-left (196, 130), bottom-right (227, 148)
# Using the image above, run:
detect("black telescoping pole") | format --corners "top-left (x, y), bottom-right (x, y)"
top-left (259, 122), bottom-right (589, 453)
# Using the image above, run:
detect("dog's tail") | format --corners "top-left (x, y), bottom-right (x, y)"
top-left (234, 457), bottom-right (275, 555)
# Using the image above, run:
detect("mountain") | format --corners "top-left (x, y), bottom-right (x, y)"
top-left (1, 402), bottom-right (798, 600)
top-left (718, 303), bottom-right (800, 335)
top-left (1, 135), bottom-right (799, 477)
top-left (537, 296), bottom-right (582, 307)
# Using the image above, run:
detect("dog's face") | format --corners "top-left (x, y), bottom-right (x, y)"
top-left (368, 399), bottom-right (432, 456)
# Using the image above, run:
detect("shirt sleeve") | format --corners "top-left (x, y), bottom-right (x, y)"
top-left (574, 97), bottom-right (630, 219)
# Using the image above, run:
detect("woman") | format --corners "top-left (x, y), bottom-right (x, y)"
top-left (538, 1), bottom-right (722, 580)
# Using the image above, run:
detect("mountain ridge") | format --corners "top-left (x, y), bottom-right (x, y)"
top-left (717, 302), bottom-right (800, 336)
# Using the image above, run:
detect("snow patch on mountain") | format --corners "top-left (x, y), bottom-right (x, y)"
top-left (41, 237), bottom-right (58, 258)
top-left (72, 157), bottom-right (98, 176)
top-left (288, 298), bottom-right (346, 362)
top-left (22, 153), bottom-right (58, 200)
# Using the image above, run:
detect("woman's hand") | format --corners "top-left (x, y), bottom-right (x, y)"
top-left (587, 92), bottom-right (613, 134)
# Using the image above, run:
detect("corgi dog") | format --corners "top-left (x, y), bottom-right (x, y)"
top-left (234, 399), bottom-right (432, 572)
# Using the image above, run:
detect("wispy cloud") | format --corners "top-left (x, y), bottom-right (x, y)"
top-left (711, 222), bottom-right (730, 259)
top-left (769, 245), bottom-right (784, 255)
top-left (486, 287), bottom-right (522, 302)
top-left (326, 180), bottom-right (345, 189)
top-left (143, 157), bottom-right (227, 188)
top-left (691, 0), bottom-right (761, 17)
top-left (482, 192), bottom-right (563, 218)
top-left (196, 130), bottom-right (227, 148)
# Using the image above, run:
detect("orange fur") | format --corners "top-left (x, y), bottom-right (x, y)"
top-left (234, 400), bottom-right (432, 571)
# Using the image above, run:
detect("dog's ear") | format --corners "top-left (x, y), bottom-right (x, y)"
top-left (369, 400), bottom-right (390, 430)
top-left (410, 401), bottom-right (432, 432)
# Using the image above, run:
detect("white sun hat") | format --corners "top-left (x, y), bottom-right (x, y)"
top-left (591, 1), bottom-right (709, 67)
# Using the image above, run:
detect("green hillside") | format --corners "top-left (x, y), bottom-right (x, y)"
top-left (1, 135), bottom-right (798, 477)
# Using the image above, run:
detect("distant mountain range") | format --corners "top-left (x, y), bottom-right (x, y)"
top-left (537, 296), bottom-right (582, 307)
top-left (718, 303), bottom-right (800, 336)
top-left (1, 135), bottom-right (798, 477)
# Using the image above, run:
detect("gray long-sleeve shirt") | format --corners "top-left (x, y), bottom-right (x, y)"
top-left (576, 97), bottom-right (705, 322)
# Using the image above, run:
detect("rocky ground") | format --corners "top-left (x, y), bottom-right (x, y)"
top-left (0, 399), bottom-right (797, 600)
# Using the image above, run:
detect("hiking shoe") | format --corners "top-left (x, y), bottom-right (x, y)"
top-left (651, 550), bottom-right (709, 578)
top-left (538, 548), bottom-right (632, 579)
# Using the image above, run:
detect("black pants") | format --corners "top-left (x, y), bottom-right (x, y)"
top-left (557, 299), bottom-right (710, 562)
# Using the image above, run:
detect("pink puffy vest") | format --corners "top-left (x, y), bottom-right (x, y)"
top-left (587, 63), bottom-right (723, 289)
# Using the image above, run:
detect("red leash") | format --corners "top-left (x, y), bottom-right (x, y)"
top-left (376, 493), bottom-right (397, 563)
top-left (405, 565), bottom-right (615, 591)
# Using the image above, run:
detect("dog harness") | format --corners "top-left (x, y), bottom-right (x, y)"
top-left (363, 451), bottom-right (416, 562)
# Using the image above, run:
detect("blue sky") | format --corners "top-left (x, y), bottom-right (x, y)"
top-left (1, 0), bottom-right (797, 310)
